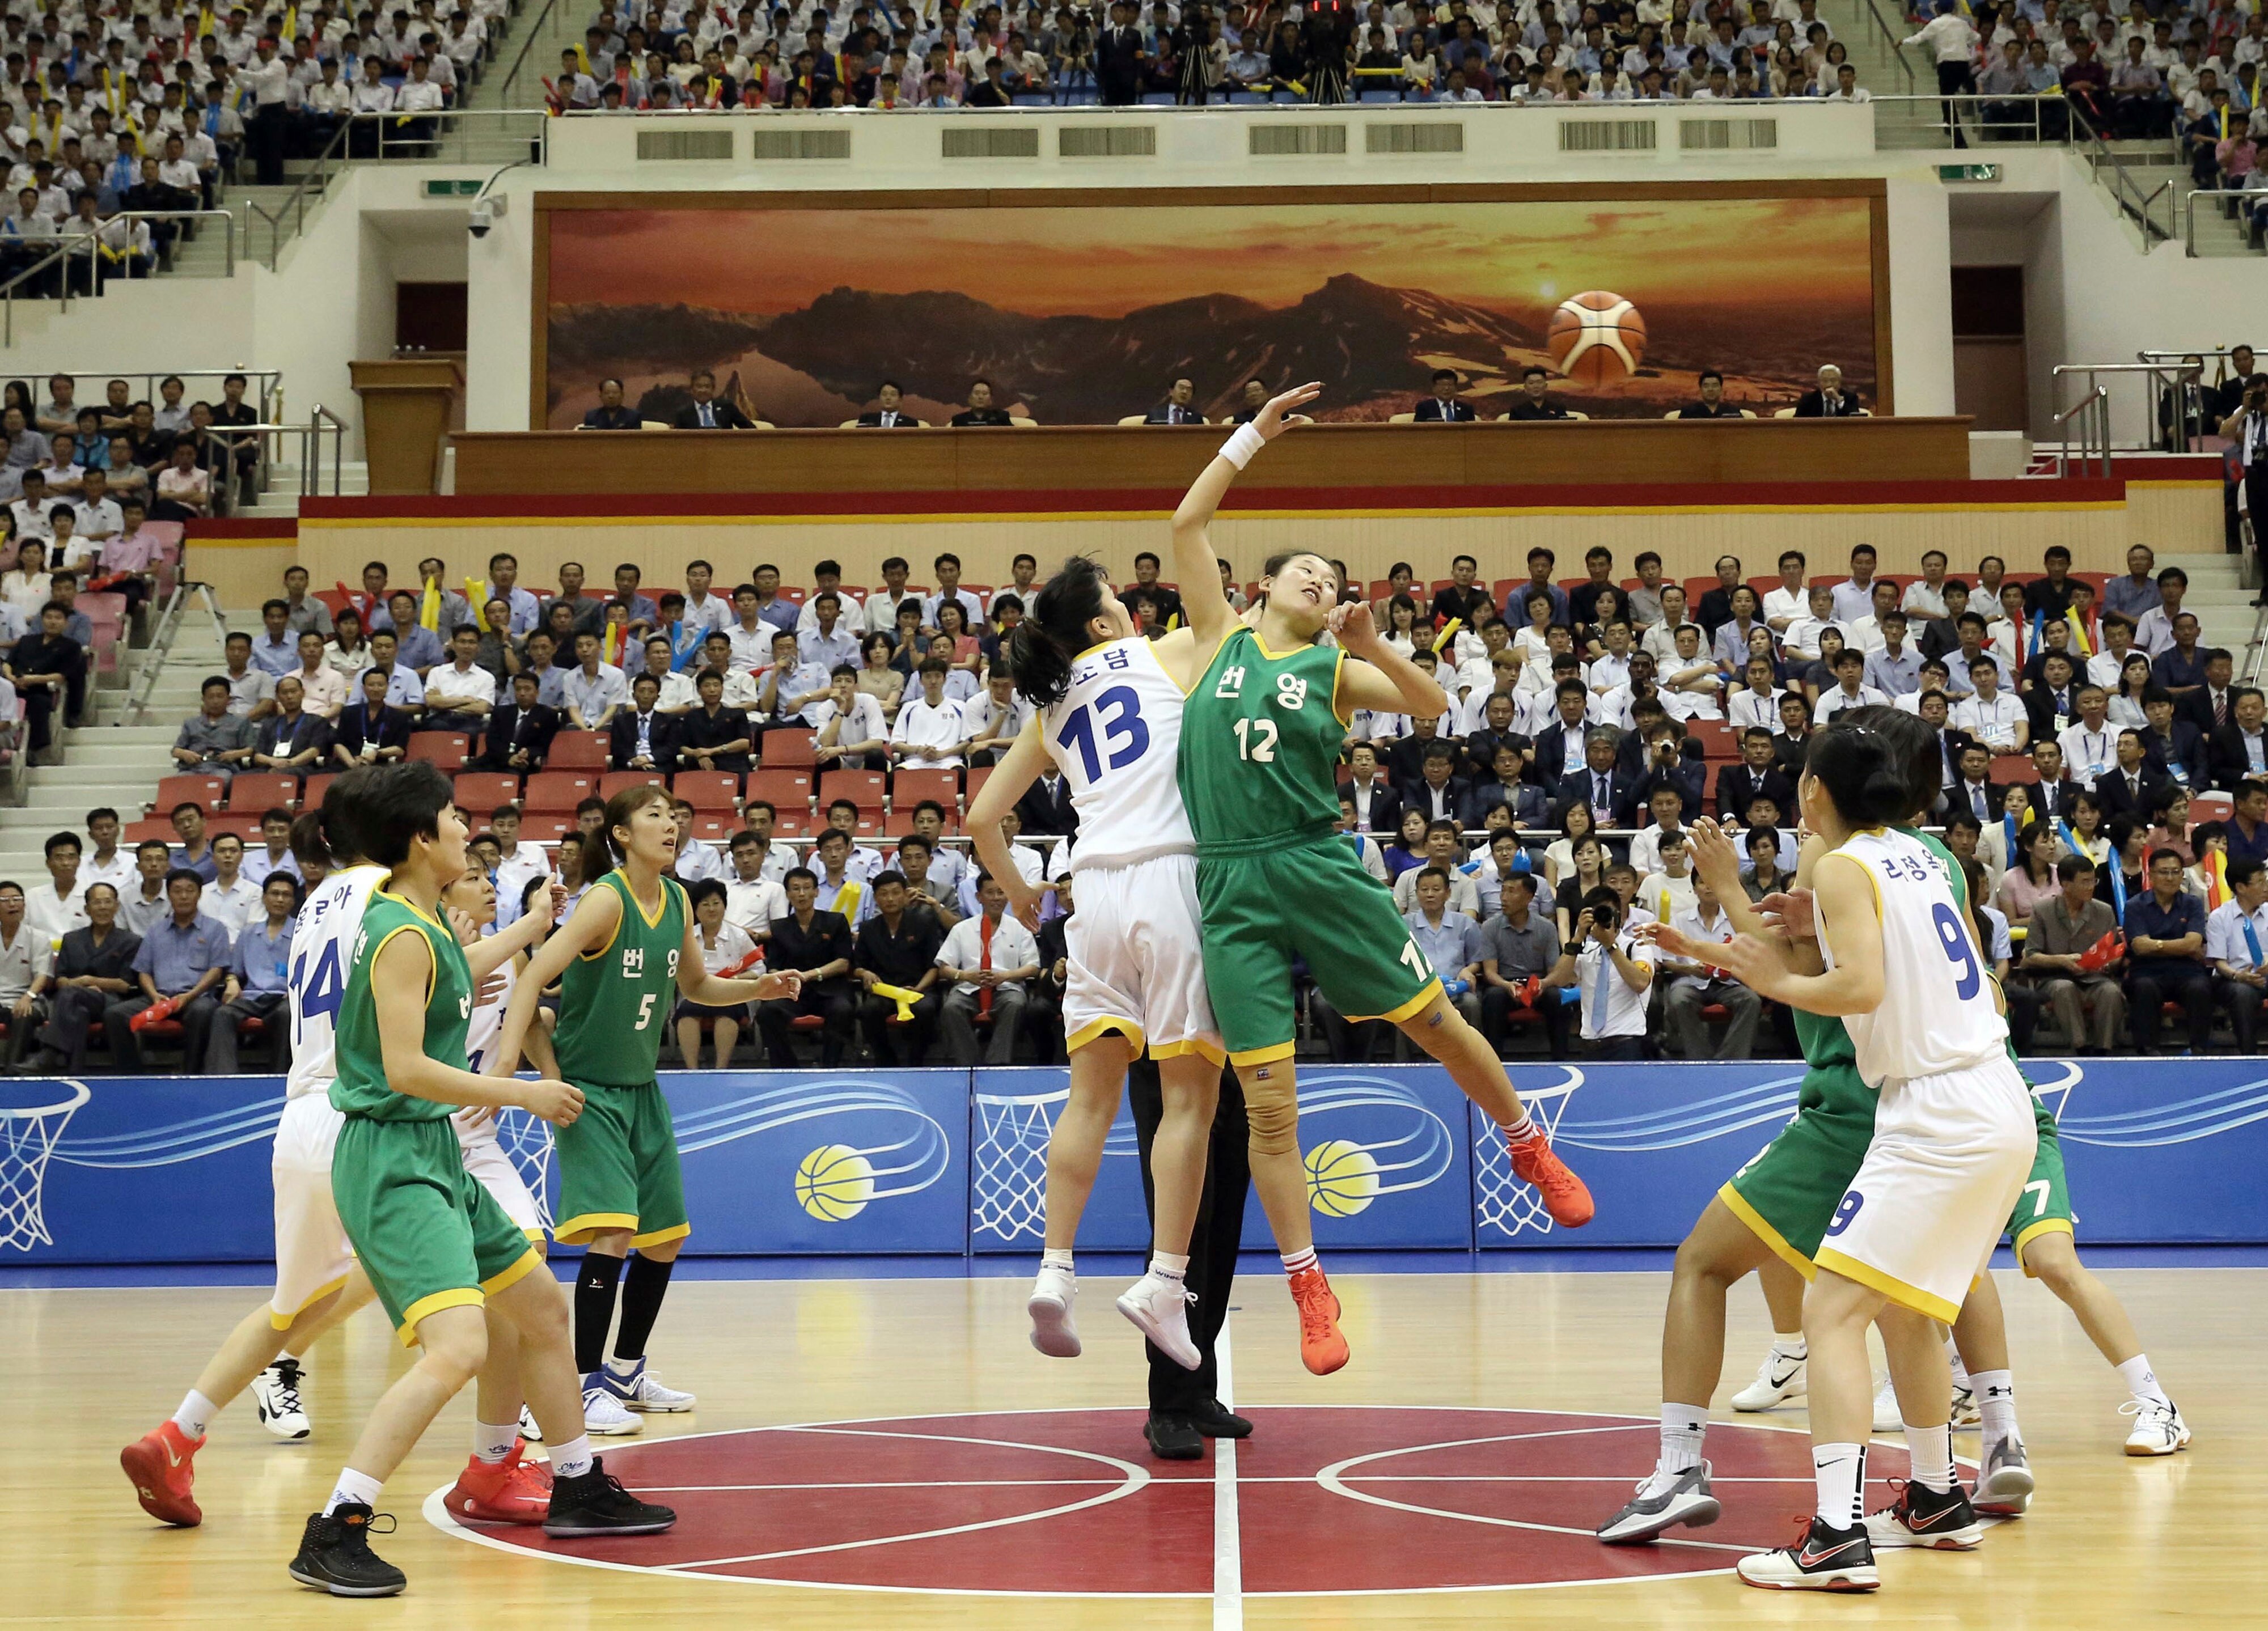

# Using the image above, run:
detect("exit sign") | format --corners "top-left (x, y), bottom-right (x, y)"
top-left (1938, 164), bottom-right (1999, 182)
top-left (423, 179), bottom-right (482, 197)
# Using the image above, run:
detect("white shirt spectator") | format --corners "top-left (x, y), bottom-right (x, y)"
top-left (1572, 926), bottom-right (1655, 1039)
top-left (72, 495), bottom-right (121, 539)
top-left (0, 920), bottom-right (52, 1001)
top-left (892, 695), bottom-right (966, 768)
top-left (936, 908), bottom-right (1040, 995)
top-left (1781, 614), bottom-right (1847, 660)
top-left (1952, 689), bottom-right (2025, 749)
top-left (493, 844), bottom-right (553, 928)
top-left (2206, 897), bottom-right (2268, 969)
top-left (1901, 579), bottom-right (1949, 620)
top-left (1761, 582), bottom-right (1809, 630)
top-left (200, 874), bottom-right (264, 934)
top-left (1814, 682), bottom-right (1890, 724)
top-left (808, 689), bottom-right (888, 749)
top-left (23, 878), bottom-right (88, 943)
top-left (959, 842), bottom-right (1044, 917)
top-left (226, 666), bottom-right (277, 716)
top-left (425, 659), bottom-right (498, 714)
top-left (725, 875), bottom-right (789, 938)
top-left (2057, 721), bottom-right (2119, 783)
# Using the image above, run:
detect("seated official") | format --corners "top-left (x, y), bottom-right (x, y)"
top-left (581, 377), bottom-right (642, 430)
top-left (1412, 367), bottom-right (1476, 421)
top-left (477, 672), bottom-right (561, 771)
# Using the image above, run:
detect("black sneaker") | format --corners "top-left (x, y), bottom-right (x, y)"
top-left (287, 1503), bottom-right (405, 1597)
top-left (1736, 1516), bottom-right (1879, 1591)
top-left (1192, 1399), bottom-right (1253, 1440)
top-left (542, 1456), bottom-right (678, 1537)
top-left (1864, 1478), bottom-right (1984, 1549)
top-left (1144, 1413), bottom-right (1204, 1460)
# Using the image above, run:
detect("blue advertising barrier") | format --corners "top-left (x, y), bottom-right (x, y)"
top-left (6, 1060), bottom-right (2268, 1265)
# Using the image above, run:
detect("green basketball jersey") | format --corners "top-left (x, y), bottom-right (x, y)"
top-left (1788, 825), bottom-right (1964, 1080)
top-left (555, 870), bottom-right (687, 1087)
top-left (329, 889), bottom-right (473, 1122)
top-left (1178, 627), bottom-right (1349, 856)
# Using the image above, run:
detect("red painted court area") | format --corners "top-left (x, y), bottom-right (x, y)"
top-left (432, 1407), bottom-right (1914, 1595)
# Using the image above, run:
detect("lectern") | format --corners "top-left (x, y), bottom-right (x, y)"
top-left (350, 357), bottom-right (463, 495)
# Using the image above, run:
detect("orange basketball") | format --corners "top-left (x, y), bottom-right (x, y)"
top-left (1547, 291), bottom-right (1648, 385)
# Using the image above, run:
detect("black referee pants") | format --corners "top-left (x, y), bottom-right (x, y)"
top-left (1129, 1057), bottom-right (1249, 1422)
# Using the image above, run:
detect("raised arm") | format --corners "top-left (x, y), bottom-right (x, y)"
top-left (675, 915), bottom-right (801, 1007)
top-left (967, 718), bottom-right (1051, 928)
top-left (1170, 383), bottom-right (1322, 649)
top-left (1704, 850), bottom-right (1884, 1015)
top-left (462, 880), bottom-right (562, 980)
top-left (1330, 599), bottom-right (1450, 720)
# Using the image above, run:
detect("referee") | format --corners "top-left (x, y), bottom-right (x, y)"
top-left (2223, 372), bottom-right (2268, 604)
top-left (1128, 1054), bottom-right (1253, 1459)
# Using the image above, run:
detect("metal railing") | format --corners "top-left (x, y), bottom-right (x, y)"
top-left (2048, 384), bottom-right (2112, 478)
top-left (2185, 186), bottom-right (2264, 256)
top-left (301, 405), bottom-right (349, 499)
top-left (496, 0), bottom-right (564, 108)
top-left (8, 368), bottom-right (282, 430)
top-left (1861, 0), bottom-right (1919, 92)
top-left (0, 209), bottom-right (237, 344)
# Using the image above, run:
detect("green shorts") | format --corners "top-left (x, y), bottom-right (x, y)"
top-left (553, 1079), bottom-right (691, 1249)
top-left (1719, 1061), bottom-right (1877, 1275)
top-left (1195, 835), bottom-right (1440, 1065)
top-left (2004, 1098), bottom-right (2074, 1274)
top-left (332, 1115), bottom-right (542, 1346)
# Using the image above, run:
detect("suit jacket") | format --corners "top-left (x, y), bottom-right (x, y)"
top-left (2207, 721), bottom-right (2268, 791)
top-left (1397, 776), bottom-right (1473, 825)
top-left (255, 710), bottom-right (331, 764)
top-left (1793, 387), bottom-right (1862, 417)
top-left (1772, 729), bottom-right (1815, 780)
top-left (2178, 684), bottom-right (2235, 736)
top-left (854, 410), bottom-right (918, 427)
top-left (1695, 586), bottom-right (1737, 639)
top-left (479, 700), bottom-right (560, 769)
top-left (1715, 762), bottom-right (1795, 824)
top-left (608, 708), bottom-right (682, 772)
top-left (581, 405), bottom-right (641, 430)
top-left (1460, 726), bottom-right (1530, 781)
top-left (1386, 733), bottom-right (1452, 789)
top-left (332, 701), bottom-right (412, 762)
top-left (1554, 766), bottom-right (1636, 828)
top-left (2093, 762), bottom-right (2173, 825)
top-left (1528, 719), bottom-right (1592, 790)
top-left (671, 399), bottom-right (755, 430)
top-left (1336, 777), bottom-right (1403, 836)
top-left (1014, 773), bottom-right (1078, 837)
top-left (2138, 721), bottom-right (2208, 790)
top-left (1142, 404), bottom-right (1206, 425)
top-left (2022, 686), bottom-right (2080, 744)
top-left (1412, 399), bottom-right (1476, 422)
top-left (2028, 776), bottom-right (2085, 823)
top-left (1458, 776), bottom-right (1547, 829)
top-left (1632, 759), bottom-right (1706, 821)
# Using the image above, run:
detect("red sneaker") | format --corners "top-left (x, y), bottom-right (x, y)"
top-left (1287, 1265), bottom-right (1350, 1376)
top-left (1508, 1129), bottom-right (1594, 1227)
top-left (442, 1441), bottom-right (554, 1524)
top-left (121, 1420), bottom-right (203, 1527)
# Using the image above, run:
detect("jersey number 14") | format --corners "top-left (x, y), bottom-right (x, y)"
top-left (291, 941), bottom-right (345, 1022)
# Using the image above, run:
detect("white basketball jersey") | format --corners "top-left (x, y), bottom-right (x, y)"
top-left (284, 864), bottom-right (386, 1102)
top-left (455, 955), bottom-right (518, 1148)
top-left (1822, 827), bottom-right (2008, 1087)
top-left (1039, 636), bottom-right (1194, 872)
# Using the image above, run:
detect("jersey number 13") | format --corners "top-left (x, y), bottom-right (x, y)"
top-left (1056, 685), bottom-right (1149, 780)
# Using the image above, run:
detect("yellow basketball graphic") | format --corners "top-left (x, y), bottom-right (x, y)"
top-left (1306, 1139), bottom-right (1381, 1218)
top-left (796, 1144), bottom-right (877, 1222)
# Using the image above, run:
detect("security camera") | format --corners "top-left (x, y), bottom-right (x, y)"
top-left (468, 194), bottom-right (506, 238)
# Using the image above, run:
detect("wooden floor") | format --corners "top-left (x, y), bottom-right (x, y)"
top-left (14, 1264), bottom-right (2259, 1628)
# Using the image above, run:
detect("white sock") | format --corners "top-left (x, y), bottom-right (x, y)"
top-left (1500, 1108), bottom-right (1536, 1142)
top-left (1148, 1251), bottom-right (1189, 1281)
top-left (552, 1433), bottom-right (594, 1481)
top-left (602, 1354), bottom-right (641, 1380)
top-left (1946, 1335), bottom-right (1974, 1393)
top-left (171, 1389), bottom-right (217, 1441)
top-left (1971, 1368), bottom-right (2018, 1448)
top-left (1658, 1403), bottom-right (1708, 1476)
top-left (323, 1467), bottom-right (383, 1515)
top-left (1771, 1332), bottom-right (1807, 1360)
top-left (1813, 1442), bottom-right (1867, 1530)
top-left (1281, 1245), bottom-right (1318, 1277)
top-left (473, 1418), bottom-right (519, 1464)
top-left (1041, 1248), bottom-right (1074, 1272)
top-left (2117, 1354), bottom-right (2169, 1406)
top-left (1904, 1421), bottom-right (1955, 1493)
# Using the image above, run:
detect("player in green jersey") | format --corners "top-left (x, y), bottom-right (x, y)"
top-left (295, 764), bottom-right (673, 1598)
top-left (490, 783), bottom-right (801, 1436)
top-left (1167, 385), bottom-right (1593, 1376)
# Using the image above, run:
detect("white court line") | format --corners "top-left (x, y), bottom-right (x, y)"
top-left (637, 1473), bottom-right (1821, 1493)
top-left (1214, 1319), bottom-right (1242, 1631)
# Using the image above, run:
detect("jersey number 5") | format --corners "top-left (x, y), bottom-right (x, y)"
top-left (634, 993), bottom-right (655, 1031)
top-left (1057, 685), bottom-right (1149, 780)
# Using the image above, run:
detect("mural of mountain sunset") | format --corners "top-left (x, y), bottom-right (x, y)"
top-left (743, 274), bottom-right (1546, 425)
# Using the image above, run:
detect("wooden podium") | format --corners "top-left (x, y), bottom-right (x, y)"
top-left (350, 357), bottom-right (463, 495)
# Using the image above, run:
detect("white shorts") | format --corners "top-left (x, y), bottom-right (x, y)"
top-left (269, 1092), bottom-right (354, 1330)
top-left (455, 1113), bottom-right (546, 1240)
top-left (1814, 1054), bottom-right (2038, 1325)
top-left (1063, 851), bottom-right (1225, 1067)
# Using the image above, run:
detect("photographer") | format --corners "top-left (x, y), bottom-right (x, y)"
top-left (1542, 886), bottom-right (1656, 1060)
top-left (2220, 371), bottom-right (2268, 601)
top-left (1301, 0), bottom-right (1355, 102)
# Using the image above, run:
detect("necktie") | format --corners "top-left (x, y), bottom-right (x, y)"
top-left (2218, 691), bottom-right (2228, 726)
top-left (1589, 938), bottom-right (1612, 1031)
top-left (700, 401), bottom-right (714, 427)
top-left (1596, 773), bottom-right (1609, 807)
top-left (2248, 914), bottom-right (2264, 971)
top-left (976, 913), bottom-right (996, 1018)
top-left (1974, 783), bottom-right (1988, 819)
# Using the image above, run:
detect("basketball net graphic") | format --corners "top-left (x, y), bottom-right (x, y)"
top-left (971, 1086), bottom-right (1138, 1245)
top-left (0, 1080), bottom-right (89, 1252)
top-left (493, 1107), bottom-right (557, 1232)
top-left (1472, 1073), bottom-right (1581, 1239)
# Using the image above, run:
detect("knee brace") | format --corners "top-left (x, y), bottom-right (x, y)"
top-left (1241, 1068), bottom-right (1301, 1157)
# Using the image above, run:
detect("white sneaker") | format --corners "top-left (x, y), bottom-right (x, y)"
top-left (1028, 1263), bottom-right (1081, 1358)
top-left (579, 1383), bottom-right (643, 1437)
top-left (1951, 1380), bottom-right (1981, 1429)
top-left (251, 1357), bottom-right (311, 1441)
top-left (519, 1404), bottom-right (542, 1443)
top-left (1597, 1461), bottom-right (1721, 1544)
top-left (598, 1358), bottom-right (696, 1413)
top-left (2121, 1396), bottom-right (2191, 1456)
top-left (1115, 1272), bottom-right (1200, 1371)
top-left (1975, 1435), bottom-right (2034, 1515)
top-left (1731, 1345), bottom-right (1807, 1412)
top-left (1872, 1374), bottom-right (1903, 1434)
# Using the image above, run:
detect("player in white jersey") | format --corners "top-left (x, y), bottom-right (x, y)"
top-left (967, 554), bottom-right (1229, 1376)
top-left (1668, 723), bottom-right (2036, 1594)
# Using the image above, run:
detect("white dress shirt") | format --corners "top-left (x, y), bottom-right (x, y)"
top-left (1952, 690), bottom-right (2024, 749)
top-left (1573, 928), bottom-right (1655, 1039)
top-left (936, 910), bottom-right (1041, 994)
top-left (892, 696), bottom-right (967, 767)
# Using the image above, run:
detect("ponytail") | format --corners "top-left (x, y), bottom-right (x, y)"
top-left (1013, 556), bottom-right (1112, 711)
top-left (1803, 721), bottom-right (1913, 829)
top-left (295, 762), bottom-right (376, 869)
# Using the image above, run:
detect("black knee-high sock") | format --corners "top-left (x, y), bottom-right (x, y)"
top-left (613, 1253), bottom-right (676, 1363)
top-left (574, 1252), bottom-right (625, 1375)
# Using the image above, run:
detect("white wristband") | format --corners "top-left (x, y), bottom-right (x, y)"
top-left (1218, 423), bottom-right (1266, 471)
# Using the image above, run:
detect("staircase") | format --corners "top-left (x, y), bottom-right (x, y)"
top-left (2164, 550), bottom-right (2255, 663)
top-left (239, 460), bottom-right (371, 520)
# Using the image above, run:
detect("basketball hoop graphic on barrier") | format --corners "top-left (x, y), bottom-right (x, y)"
top-left (492, 1107), bottom-right (557, 1232)
top-left (0, 1079), bottom-right (89, 1252)
top-left (972, 1087), bottom-right (1138, 1246)
top-left (1473, 1069), bottom-right (1582, 1239)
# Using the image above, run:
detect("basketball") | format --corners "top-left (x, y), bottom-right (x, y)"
top-left (796, 1144), bottom-right (877, 1222)
top-left (1547, 290), bottom-right (1648, 385)
top-left (1305, 1139), bottom-right (1382, 1218)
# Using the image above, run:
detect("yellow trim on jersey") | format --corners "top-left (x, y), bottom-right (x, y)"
top-left (1717, 1182), bottom-right (1818, 1281)
top-left (373, 886), bottom-right (448, 930)
top-left (552, 1210), bottom-right (640, 1244)
top-left (1813, 1246), bottom-right (1962, 1325)
top-left (2012, 1215), bottom-right (2074, 1277)
top-left (1152, 1036), bottom-right (1231, 1068)
top-left (1345, 977), bottom-right (1444, 1026)
top-left (1249, 631), bottom-right (1316, 663)
top-left (1067, 1015), bottom-right (1145, 1056)
top-left (397, 1286), bottom-right (485, 1344)
top-left (579, 875), bottom-right (627, 962)
top-left (1178, 630), bottom-right (1237, 698)
top-left (1328, 642), bottom-right (1352, 727)
top-left (630, 1222), bottom-right (692, 1249)
top-left (1229, 1040), bottom-right (1296, 1067)
top-left (623, 872), bottom-right (672, 930)
top-left (1818, 848), bottom-right (1883, 922)
top-left (269, 1272), bottom-right (351, 1329)
top-left (522, 1228), bottom-right (548, 1244)
top-left (1073, 639), bottom-right (1112, 661)
top-left (363, 922), bottom-right (434, 1006)
top-left (481, 1247), bottom-right (544, 1298)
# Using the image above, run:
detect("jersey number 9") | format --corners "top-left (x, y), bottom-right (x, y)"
top-left (1932, 901), bottom-right (1982, 1000)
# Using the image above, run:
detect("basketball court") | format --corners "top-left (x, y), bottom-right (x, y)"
top-left (16, 1261), bottom-right (2258, 1626)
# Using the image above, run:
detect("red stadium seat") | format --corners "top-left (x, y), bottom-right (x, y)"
top-left (452, 773), bottom-right (522, 814)
top-left (746, 769), bottom-right (813, 815)
top-left (600, 770), bottom-right (666, 799)
top-left (154, 774), bottom-right (225, 814)
top-left (405, 732), bottom-right (469, 770)
top-left (891, 768), bottom-right (959, 813)
top-left (761, 728), bottom-right (815, 768)
top-left (965, 765), bottom-right (994, 806)
top-left (522, 813), bottom-right (574, 841)
top-left (771, 807), bottom-right (815, 837)
top-left (125, 817), bottom-right (175, 843)
top-left (1987, 756), bottom-right (2040, 786)
top-left (208, 813), bottom-right (260, 840)
top-left (303, 773), bottom-right (336, 809)
top-left (524, 772), bottom-right (595, 812)
top-left (673, 771), bottom-right (742, 812)
top-left (688, 812), bottom-right (734, 843)
top-left (1686, 720), bottom-right (1737, 760)
top-left (2192, 791), bottom-right (2235, 825)
top-left (549, 731), bottom-right (608, 769)
top-left (819, 769), bottom-right (886, 812)
top-left (224, 773), bottom-right (298, 813)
